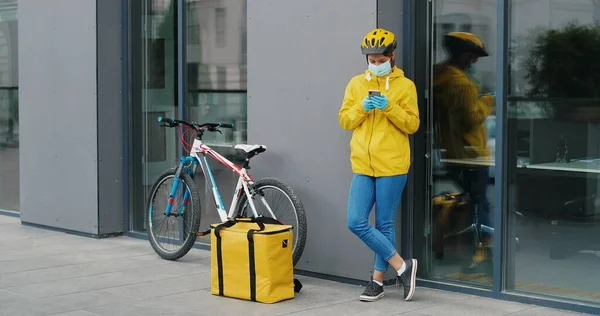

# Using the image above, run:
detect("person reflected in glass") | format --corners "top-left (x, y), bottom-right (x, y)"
top-left (432, 32), bottom-right (495, 272)
top-left (339, 28), bottom-right (420, 302)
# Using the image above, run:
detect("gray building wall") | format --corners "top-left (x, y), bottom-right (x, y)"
top-left (19, 0), bottom-right (124, 236)
top-left (19, 0), bottom-right (99, 234)
top-left (247, 0), bottom-right (387, 280)
top-left (378, 0), bottom-right (405, 69)
top-left (97, 0), bottom-right (125, 236)
top-left (377, 0), bottom-right (412, 261)
top-left (17, 0), bottom-right (408, 280)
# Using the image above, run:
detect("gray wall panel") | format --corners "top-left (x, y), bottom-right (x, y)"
top-left (377, 0), bottom-right (410, 262)
top-left (247, 0), bottom-right (378, 279)
top-left (378, 0), bottom-right (404, 67)
top-left (19, 0), bottom-right (99, 234)
top-left (97, 0), bottom-right (124, 235)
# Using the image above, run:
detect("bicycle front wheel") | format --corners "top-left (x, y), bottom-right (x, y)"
top-left (235, 177), bottom-right (307, 266)
top-left (146, 168), bottom-right (201, 260)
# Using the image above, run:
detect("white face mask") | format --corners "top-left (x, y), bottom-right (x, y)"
top-left (368, 61), bottom-right (392, 77)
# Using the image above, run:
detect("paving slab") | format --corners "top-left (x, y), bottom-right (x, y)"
top-left (0, 215), bottom-right (589, 316)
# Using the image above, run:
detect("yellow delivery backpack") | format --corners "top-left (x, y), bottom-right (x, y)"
top-left (209, 217), bottom-right (303, 303)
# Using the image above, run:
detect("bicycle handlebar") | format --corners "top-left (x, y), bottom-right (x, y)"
top-left (157, 117), bottom-right (235, 131)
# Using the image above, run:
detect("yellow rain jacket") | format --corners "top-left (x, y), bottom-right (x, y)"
top-left (339, 66), bottom-right (420, 177)
top-left (432, 63), bottom-right (494, 159)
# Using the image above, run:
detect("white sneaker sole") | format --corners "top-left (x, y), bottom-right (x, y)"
top-left (404, 259), bottom-right (418, 301)
top-left (360, 292), bottom-right (384, 302)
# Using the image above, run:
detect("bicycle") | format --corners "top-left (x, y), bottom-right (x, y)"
top-left (145, 117), bottom-right (307, 266)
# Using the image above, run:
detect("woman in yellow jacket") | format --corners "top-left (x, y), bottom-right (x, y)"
top-left (339, 28), bottom-right (420, 302)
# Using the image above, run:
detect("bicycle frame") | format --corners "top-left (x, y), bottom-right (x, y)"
top-left (164, 137), bottom-right (262, 223)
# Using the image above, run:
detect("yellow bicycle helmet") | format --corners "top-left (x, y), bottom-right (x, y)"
top-left (361, 28), bottom-right (397, 55)
top-left (443, 32), bottom-right (489, 57)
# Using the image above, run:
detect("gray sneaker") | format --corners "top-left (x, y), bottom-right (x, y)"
top-left (360, 278), bottom-right (384, 302)
top-left (397, 259), bottom-right (417, 301)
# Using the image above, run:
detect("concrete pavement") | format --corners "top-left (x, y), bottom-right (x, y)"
top-left (0, 215), bottom-right (588, 316)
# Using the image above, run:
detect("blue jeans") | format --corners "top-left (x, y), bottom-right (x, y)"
top-left (347, 174), bottom-right (407, 272)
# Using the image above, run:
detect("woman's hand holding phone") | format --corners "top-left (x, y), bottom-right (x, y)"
top-left (371, 94), bottom-right (389, 110)
top-left (362, 97), bottom-right (375, 111)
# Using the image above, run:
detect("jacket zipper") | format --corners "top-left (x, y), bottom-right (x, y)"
top-left (368, 112), bottom-right (375, 176)
top-left (367, 79), bottom-right (382, 176)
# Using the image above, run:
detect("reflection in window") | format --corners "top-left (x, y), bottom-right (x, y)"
top-left (184, 1), bottom-right (247, 235)
top-left (428, 1), bottom-right (497, 288)
top-left (0, 0), bottom-right (19, 212)
top-left (507, 0), bottom-right (600, 304)
top-left (187, 24), bottom-right (199, 44)
top-left (215, 7), bottom-right (226, 48)
top-left (216, 66), bottom-right (226, 89)
top-left (129, 0), bottom-right (180, 232)
top-left (185, 0), bottom-right (247, 152)
top-left (187, 91), bottom-right (246, 145)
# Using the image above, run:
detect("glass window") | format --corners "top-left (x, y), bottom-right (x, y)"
top-left (185, 0), bottom-right (247, 242)
top-left (185, 0), bottom-right (247, 148)
top-left (215, 7), bottom-right (226, 48)
top-left (0, 0), bottom-right (19, 212)
top-left (130, 0), bottom-right (179, 231)
top-left (427, 1), bottom-right (498, 287)
top-left (129, 0), bottom-right (248, 233)
top-left (506, 0), bottom-right (600, 303)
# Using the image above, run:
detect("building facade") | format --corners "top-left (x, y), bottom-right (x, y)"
top-left (1, 0), bottom-right (599, 313)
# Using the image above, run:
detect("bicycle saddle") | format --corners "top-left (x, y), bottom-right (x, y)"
top-left (235, 144), bottom-right (267, 154)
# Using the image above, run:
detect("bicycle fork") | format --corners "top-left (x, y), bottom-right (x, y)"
top-left (164, 157), bottom-right (199, 216)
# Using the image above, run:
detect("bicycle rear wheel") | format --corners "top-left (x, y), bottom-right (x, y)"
top-left (146, 168), bottom-right (201, 260)
top-left (235, 177), bottom-right (307, 266)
